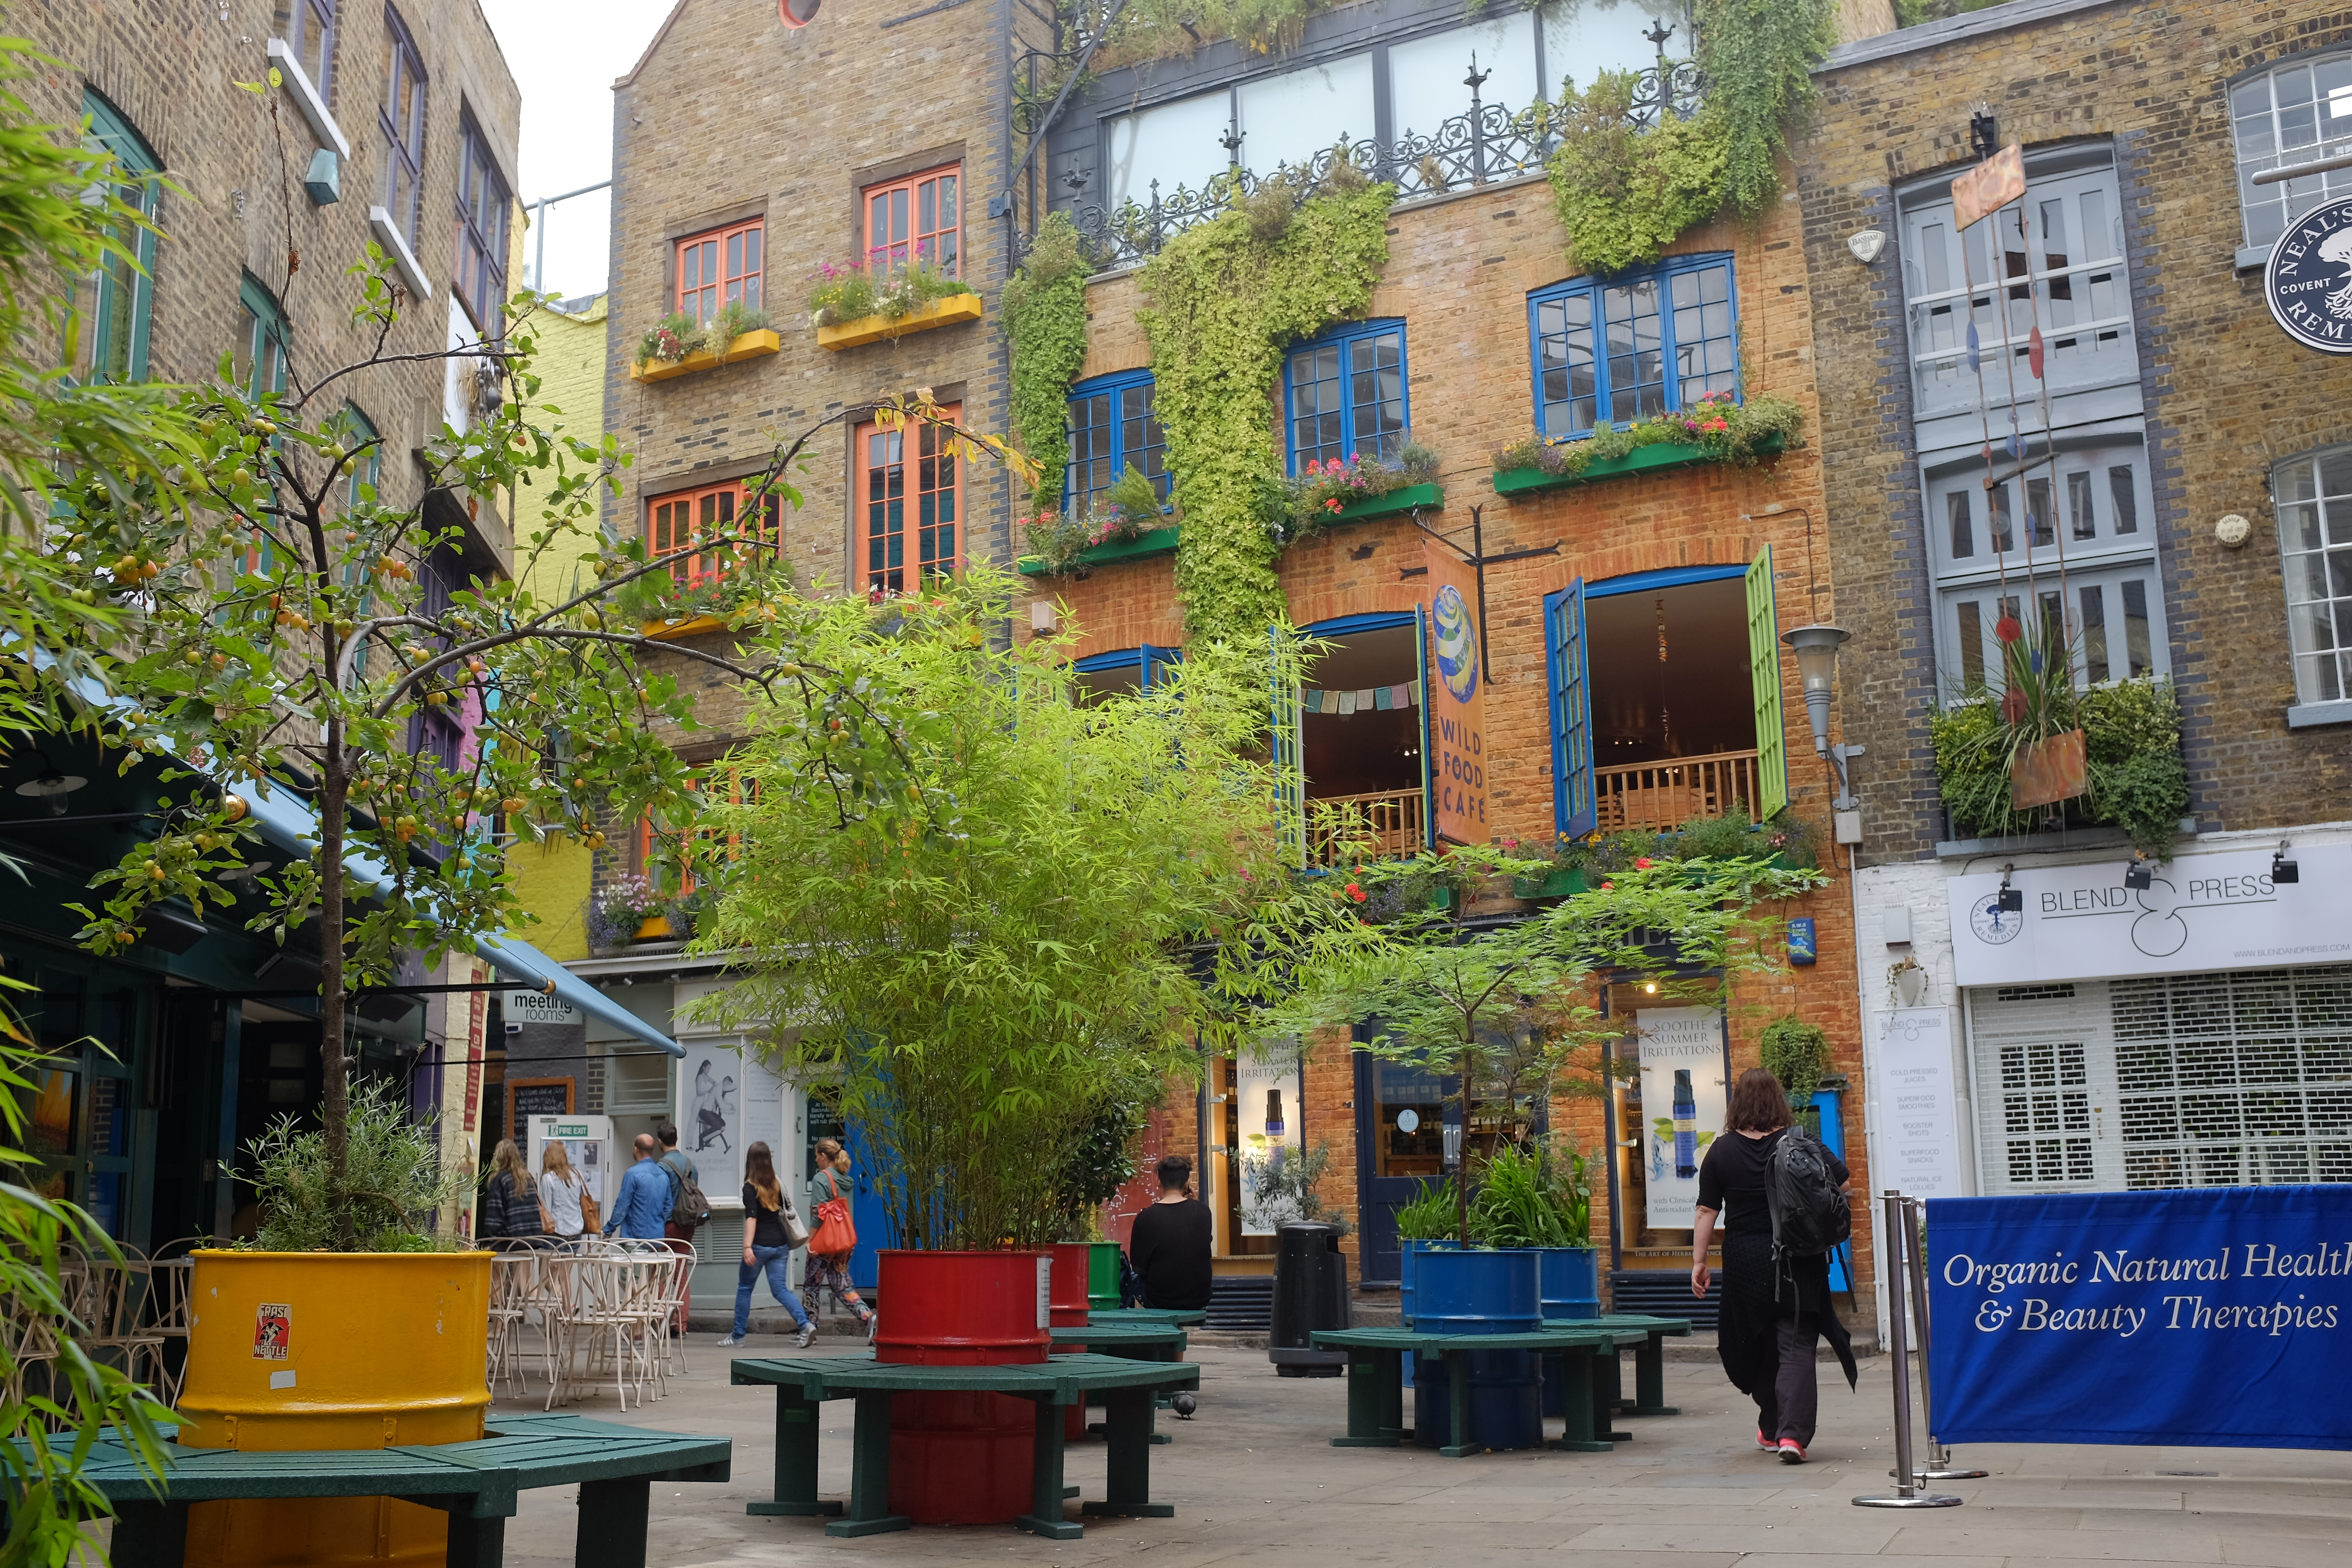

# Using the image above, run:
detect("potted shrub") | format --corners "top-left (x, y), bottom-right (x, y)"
top-left (630, 299), bottom-right (779, 380)
top-left (1267, 440), bottom-right (1441, 546)
top-left (178, 1083), bottom-right (484, 1562)
top-left (1488, 390), bottom-right (1804, 497)
top-left (1020, 464), bottom-right (1172, 576)
top-left (808, 252), bottom-right (983, 349)
top-left (1469, 1141), bottom-right (1598, 1320)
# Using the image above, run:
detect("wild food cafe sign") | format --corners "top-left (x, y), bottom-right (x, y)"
top-left (1928, 1187), bottom-right (2352, 1450)
top-left (1421, 538), bottom-right (1487, 845)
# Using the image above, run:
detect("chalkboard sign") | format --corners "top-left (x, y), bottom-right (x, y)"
top-left (508, 1079), bottom-right (572, 1142)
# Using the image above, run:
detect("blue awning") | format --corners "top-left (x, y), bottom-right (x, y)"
top-left (240, 783), bottom-right (682, 1056)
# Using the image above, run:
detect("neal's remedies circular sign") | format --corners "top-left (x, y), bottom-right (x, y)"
top-left (2266, 196), bottom-right (2352, 354)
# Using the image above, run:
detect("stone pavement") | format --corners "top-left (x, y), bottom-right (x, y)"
top-left (489, 1341), bottom-right (2350, 1567)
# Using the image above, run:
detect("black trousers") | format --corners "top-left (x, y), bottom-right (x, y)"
top-left (1753, 1312), bottom-right (1823, 1446)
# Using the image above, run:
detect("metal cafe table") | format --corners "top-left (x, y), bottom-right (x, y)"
top-left (730, 1350), bottom-right (1200, 1539)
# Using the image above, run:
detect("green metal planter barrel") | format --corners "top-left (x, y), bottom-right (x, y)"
top-left (1088, 1239), bottom-right (1124, 1312)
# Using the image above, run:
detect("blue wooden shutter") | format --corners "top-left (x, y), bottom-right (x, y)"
top-left (1746, 546), bottom-right (1788, 819)
top-left (1546, 580), bottom-right (1596, 839)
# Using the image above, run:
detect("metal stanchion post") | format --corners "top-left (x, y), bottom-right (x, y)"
top-left (1854, 1190), bottom-right (1962, 1509)
top-left (1901, 1195), bottom-right (1986, 1483)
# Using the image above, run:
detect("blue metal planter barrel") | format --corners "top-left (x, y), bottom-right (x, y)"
top-left (1410, 1249), bottom-right (1542, 1452)
top-left (1533, 1246), bottom-right (1601, 1416)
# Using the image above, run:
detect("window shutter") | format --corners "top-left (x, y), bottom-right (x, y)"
top-left (1546, 581), bottom-right (1596, 839)
top-left (1271, 626), bottom-right (1305, 868)
top-left (1140, 642), bottom-right (1170, 694)
top-left (1747, 546), bottom-right (1788, 819)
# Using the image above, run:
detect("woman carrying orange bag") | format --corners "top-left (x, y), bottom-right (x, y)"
top-left (801, 1137), bottom-right (876, 1338)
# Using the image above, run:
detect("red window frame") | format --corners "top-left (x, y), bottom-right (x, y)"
top-left (647, 480), bottom-right (782, 592)
top-left (863, 164), bottom-right (960, 278)
top-left (674, 220), bottom-right (764, 327)
top-left (858, 405), bottom-right (962, 597)
top-left (639, 769), bottom-right (757, 897)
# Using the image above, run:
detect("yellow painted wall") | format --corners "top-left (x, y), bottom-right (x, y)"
top-left (505, 835), bottom-right (594, 961)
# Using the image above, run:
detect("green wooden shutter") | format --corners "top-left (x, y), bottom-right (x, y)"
top-left (1746, 545), bottom-right (1788, 819)
top-left (1546, 581), bottom-right (1596, 838)
top-left (1271, 626), bottom-right (1305, 868)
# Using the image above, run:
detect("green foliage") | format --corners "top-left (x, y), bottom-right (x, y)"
top-left (1020, 464), bottom-right (1167, 576)
top-left (1467, 1142), bottom-right (1592, 1249)
top-left (0, 1021), bottom-right (172, 1568)
top-left (1242, 1137), bottom-right (1352, 1235)
top-left (1532, 805), bottom-right (1816, 877)
top-left (1138, 178), bottom-right (1395, 644)
top-left (245, 1079), bottom-right (472, 1252)
top-left (1050, 1060), bottom-right (1160, 1239)
top-left (1092, 0), bottom-right (1342, 63)
top-left (1931, 677), bottom-right (2190, 857)
top-left (634, 301), bottom-right (773, 366)
top-left (1694, 0), bottom-right (1838, 220)
top-left (1545, 74), bottom-right (1732, 275)
top-left (1492, 390), bottom-right (1805, 479)
top-left (1895, 0), bottom-right (2007, 26)
top-left (1393, 1178), bottom-right (1459, 1243)
top-left (1757, 1014), bottom-right (1830, 1106)
top-left (1001, 212), bottom-right (1092, 512)
top-left (694, 570), bottom-right (1293, 1250)
top-left (805, 258), bottom-right (969, 328)
top-left (1271, 440), bottom-right (1439, 546)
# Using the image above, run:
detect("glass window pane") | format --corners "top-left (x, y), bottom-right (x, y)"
top-left (2107, 465), bottom-right (2137, 534)
top-left (1957, 599), bottom-right (1984, 689)
top-left (2026, 476), bottom-right (2055, 546)
top-left (1948, 490), bottom-right (1974, 559)
top-left (1235, 53), bottom-right (1376, 177)
top-left (2068, 470), bottom-right (2095, 539)
top-left (2121, 578), bottom-right (2152, 677)
top-left (2081, 585), bottom-right (2108, 683)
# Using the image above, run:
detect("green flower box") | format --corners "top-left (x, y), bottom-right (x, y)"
top-left (1492, 431), bottom-right (1786, 498)
top-left (1332, 482), bottom-right (1444, 523)
top-left (1510, 866), bottom-right (1591, 900)
top-left (1016, 524), bottom-right (1180, 577)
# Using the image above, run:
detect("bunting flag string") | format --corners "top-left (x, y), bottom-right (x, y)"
top-left (1301, 683), bottom-right (1418, 715)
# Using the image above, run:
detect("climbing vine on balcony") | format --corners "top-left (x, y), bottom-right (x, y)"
top-left (1544, 0), bottom-right (1835, 272)
top-left (1136, 173), bottom-right (1395, 645)
top-left (1002, 212), bottom-right (1091, 512)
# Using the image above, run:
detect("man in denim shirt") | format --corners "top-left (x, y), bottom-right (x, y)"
top-left (603, 1134), bottom-right (670, 1239)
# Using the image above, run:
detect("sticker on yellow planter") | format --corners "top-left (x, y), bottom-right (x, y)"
top-left (253, 1303), bottom-right (291, 1360)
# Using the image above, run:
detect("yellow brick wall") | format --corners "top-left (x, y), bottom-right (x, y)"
top-left (517, 294), bottom-right (612, 608)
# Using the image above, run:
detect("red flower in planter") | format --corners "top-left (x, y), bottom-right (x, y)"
top-left (1634, 857), bottom-right (1655, 869)
top-left (1346, 882), bottom-right (1366, 902)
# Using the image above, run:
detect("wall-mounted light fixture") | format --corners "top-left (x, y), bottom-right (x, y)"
top-left (1997, 865), bottom-right (2022, 913)
top-left (2274, 840), bottom-right (2300, 884)
top-left (2124, 852), bottom-right (2153, 892)
top-left (12, 753), bottom-right (86, 816)
top-left (1780, 624), bottom-right (1863, 814)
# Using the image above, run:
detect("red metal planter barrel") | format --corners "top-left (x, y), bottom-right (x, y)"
top-left (876, 1250), bottom-right (1053, 1526)
top-left (1045, 1243), bottom-right (1095, 1440)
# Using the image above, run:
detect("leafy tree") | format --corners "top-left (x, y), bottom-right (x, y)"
top-left (692, 572), bottom-right (1293, 1250)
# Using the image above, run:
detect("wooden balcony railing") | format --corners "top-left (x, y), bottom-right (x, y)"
top-left (1594, 749), bottom-right (1762, 833)
top-left (1306, 787), bottom-right (1425, 868)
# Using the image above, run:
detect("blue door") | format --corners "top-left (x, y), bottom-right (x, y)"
top-left (1809, 1089), bottom-right (1852, 1295)
top-left (1352, 1044), bottom-right (1452, 1286)
top-left (805, 1089), bottom-right (896, 1292)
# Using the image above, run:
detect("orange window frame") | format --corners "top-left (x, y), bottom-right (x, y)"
top-left (863, 164), bottom-right (960, 279)
top-left (857, 405), bottom-right (962, 598)
top-left (674, 219), bottom-right (764, 327)
top-left (647, 480), bottom-right (782, 592)
top-left (639, 769), bottom-right (758, 897)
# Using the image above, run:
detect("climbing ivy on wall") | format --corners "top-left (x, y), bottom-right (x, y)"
top-left (1136, 177), bottom-right (1395, 646)
top-left (1002, 212), bottom-right (1092, 514)
top-left (1544, 0), bottom-right (1835, 271)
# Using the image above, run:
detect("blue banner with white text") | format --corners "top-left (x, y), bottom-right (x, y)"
top-left (1927, 1186), bottom-right (2352, 1451)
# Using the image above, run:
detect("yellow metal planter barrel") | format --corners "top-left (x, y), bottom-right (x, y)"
top-left (177, 1251), bottom-right (492, 1568)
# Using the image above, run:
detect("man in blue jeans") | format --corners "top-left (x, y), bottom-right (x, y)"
top-left (603, 1134), bottom-right (670, 1239)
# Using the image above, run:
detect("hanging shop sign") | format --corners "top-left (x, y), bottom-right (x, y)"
top-left (1234, 1036), bottom-right (1305, 1236)
top-left (1948, 843), bottom-right (2352, 987)
top-left (1866, 1008), bottom-right (1964, 1200)
top-left (1421, 539), bottom-right (1488, 845)
top-left (1635, 1007), bottom-right (1725, 1229)
top-left (2266, 196), bottom-right (2352, 355)
top-left (1927, 1185), bottom-right (2352, 1451)
top-left (504, 989), bottom-right (579, 1025)
top-left (1950, 142), bottom-right (2025, 229)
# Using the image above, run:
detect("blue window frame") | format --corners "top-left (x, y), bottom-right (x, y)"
top-left (1528, 254), bottom-right (1739, 440)
top-left (1066, 369), bottom-right (1169, 514)
top-left (1284, 319), bottom-right (1407, 473)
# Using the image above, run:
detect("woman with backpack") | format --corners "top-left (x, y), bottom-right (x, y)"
top-left (1691, 1067), bottom-right (1857, 1463)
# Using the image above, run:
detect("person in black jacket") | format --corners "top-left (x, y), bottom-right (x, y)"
top-left (479, 1139), bottom-right (550, 1249)
top-left (1691, 1068), bottom-right (1856, 1463)
top-left (1128, 1154), bottom-right (1213, 1311)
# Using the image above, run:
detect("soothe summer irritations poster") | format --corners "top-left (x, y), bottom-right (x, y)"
top-left (1636, 1007), bottom-right (1726, 1229)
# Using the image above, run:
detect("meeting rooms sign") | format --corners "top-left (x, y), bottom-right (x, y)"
top-left (1948, 844), bottom-right (2352, 987)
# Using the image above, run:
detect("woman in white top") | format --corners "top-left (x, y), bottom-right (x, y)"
top-left (538, 1140), bottom-right (589, 1241)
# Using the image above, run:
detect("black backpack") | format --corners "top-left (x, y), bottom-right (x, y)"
top-left (660, 1151), bottom-right (713, 1230)
top-left (1764, 1128), bottom-right (1850, 1258)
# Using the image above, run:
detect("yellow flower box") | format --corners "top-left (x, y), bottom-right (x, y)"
top-left (815, 292), bottom-right (984, 351)
top-left (629, 328), bottom-right (782, 383)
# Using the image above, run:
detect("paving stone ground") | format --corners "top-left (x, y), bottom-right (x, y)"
top-left (489, 1341), bottom-right (2351, 1567)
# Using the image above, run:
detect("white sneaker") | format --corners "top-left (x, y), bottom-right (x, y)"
top-left (795, 1322), bottom-right (818, 1349)
top-left (716, 1333), bottom-right (744, 1347)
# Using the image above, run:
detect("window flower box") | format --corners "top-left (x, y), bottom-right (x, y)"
top-left (1509, 866), bottom-right (1591, 900)
top-left (1333, 482), bottom-right (1444, 523)
top-left (629, 328), bottom-right (782, 383)
top-left (816, 292), bottom-right (983, 351)
top-left (1017, 523), bottom-right (1179, 576)
top-left (1493, 430), bottom-right (1786, 497)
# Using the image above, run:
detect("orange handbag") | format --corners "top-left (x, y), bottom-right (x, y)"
top-left (808, 1169), bottom-right (857, 1256)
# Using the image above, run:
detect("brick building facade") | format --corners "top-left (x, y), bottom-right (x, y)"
top-left (1798, 0), bottom-right (2352, 1224)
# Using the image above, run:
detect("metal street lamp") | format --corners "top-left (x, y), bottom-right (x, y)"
top-left (1780, 624), bottom-right (1862, 813)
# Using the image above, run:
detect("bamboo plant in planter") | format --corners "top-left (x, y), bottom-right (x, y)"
top-left (692, 583), bottom-right (1292, 1522)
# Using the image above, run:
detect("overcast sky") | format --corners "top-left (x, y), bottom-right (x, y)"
top-left (480, 1), bottom-right (673, 303)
